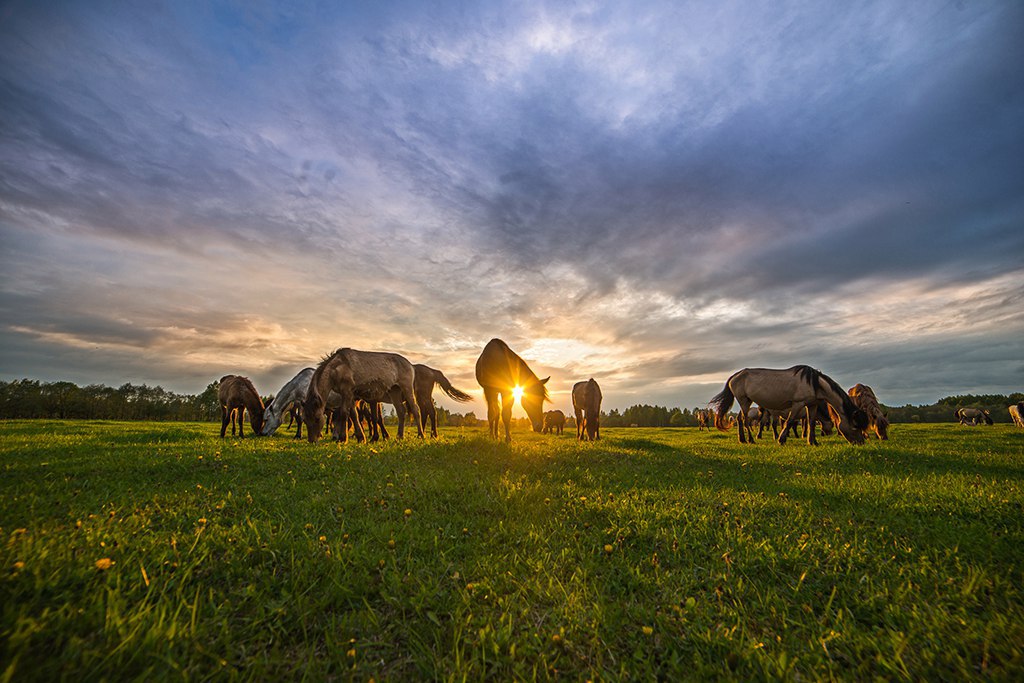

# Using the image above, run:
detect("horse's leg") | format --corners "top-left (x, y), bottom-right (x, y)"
top-left (238, 407), bottom-right (246, 438)
top-left (735, 398), bottom-right (751, 444)
top-left (778, 409), bottom-right (794, 445)
top-left (575, 408), bottom-right (584, 440)
top-left (351, 407), bottom-right (366, 443)
top-left (483, 388), bottom-right (500, 439)
top-left (426, 401), bottom-right (437, 438)
top-left (500, 390), bottom-right (513, 443)
top-left (220, 406), bottom-right (229, 438)
top-left (594, 413), bottom-right (600, 440)
top-left (805, 403), bottom-right (818, 446)
top-left (405, 389), bottom-right (424, 439)
top-left (294, 412), bottom-right (303, 440)
top-left (376, 403), bottom-right (390, 440)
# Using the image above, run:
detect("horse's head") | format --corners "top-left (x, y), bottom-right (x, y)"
top-left (302, 395), bottom-right (326, 443)
top-left (833, 403), bottom-right (868, 445)
top-left (521, 376), bottom-right (550, 432)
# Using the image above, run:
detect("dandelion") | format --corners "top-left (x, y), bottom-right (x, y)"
top-left (198, 518), bottom-right (207, 525)
top-left (404, 508), bottom-right (412, 517)
top-left (95, 558), bottom-right (114, 571)
top-left (642, 626), bottom-right (654, 636)
top-left (551, 633), bottom-right (562, 644)
top-left (604, 544), bottom-right (614, 554)
top-left (13, 561), bottom-right (25, 571)
top-left (346, 648), bottom-right (356, 659)
top-left (388, 539), bottom-right (396, 549)
top-left (319, 535), bottom-right (327, 543)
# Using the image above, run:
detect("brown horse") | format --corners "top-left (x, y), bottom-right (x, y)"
top-left (848, 383), bottom-right (889, 440)
top-left (695, 409), bottom-right (710, 431)
top-left (955, 407), bottom-right (993, 426)
top-left (475, 338), bottom-right (549, 442)
top-left (542, 409), bottom-right (566, 434)
top-left (572, 378), bottom-right (603, 441)
top-left (708, 366), bottom-right (867, 445)
top-left (1009, 402), bottom-right (1024, 428)
top-left (302, 348), bottom-right (423, 443)
top-left (413, 364), bottom-right (473, 437)
top-left (218, 375), bottom-right (265, 438)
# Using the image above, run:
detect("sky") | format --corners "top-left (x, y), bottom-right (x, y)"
top-left (1, 0), bottom-right (1022, 415)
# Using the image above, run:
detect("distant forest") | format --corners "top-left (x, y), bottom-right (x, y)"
top-left (0, 379), bottom-right (1021, 425)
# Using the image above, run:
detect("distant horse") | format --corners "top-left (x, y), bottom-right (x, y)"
top-left (955, 407), bottom-right (993, 426)
top-left (261, 368), bottom-right (315, 438)
top-left (708, 366), bottom-right (867, 445)
top-left (1009, 402), bottom-right (1024, 428)
top-left (218, 375), bottom-right (265, 438)
top-left (696, 409), bottom-right (710, 431)
top-left (848, 383), bottom-right (889, 440)
top-left (475, 339), bottom-right (549, 442)
top-left (542, 410), bottom-right (566, 435)
top-left (756, 407), bottom-right (802, 440)
top-left (413, 364), bottom-right (473, 437)
top-left (572, 378), bottom-right (603, 441)
top-left (302, 348), bottom-right (422, 443)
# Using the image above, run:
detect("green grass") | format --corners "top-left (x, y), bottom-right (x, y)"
top-left (2, 421), bottom-right (1023, 681)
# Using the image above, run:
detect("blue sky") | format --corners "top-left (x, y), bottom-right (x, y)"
top-left (1, 0), bottom-right (1022, 412)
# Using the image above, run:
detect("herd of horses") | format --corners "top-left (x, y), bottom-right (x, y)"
top-left (219, 338), bottom-right (1021, 446)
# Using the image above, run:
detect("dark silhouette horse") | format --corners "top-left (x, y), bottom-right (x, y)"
top-left (708, 366), bottom-right (867, 446)
top-left (572, 378), bottom-right (602, 441)
top-left (475, 339), bottom-right (549, 442)
top-left (218, 375), bottom-right (265, 438)
top-left (542, 409), bottom-right (566, 434)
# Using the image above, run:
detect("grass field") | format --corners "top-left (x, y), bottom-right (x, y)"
top-left (2, 420), bottom-right (1023, 681)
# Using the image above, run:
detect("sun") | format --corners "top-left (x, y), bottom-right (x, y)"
top-left (512, 385), bottom-right (524, 401)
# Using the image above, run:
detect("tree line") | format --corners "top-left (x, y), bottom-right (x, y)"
top-left (1, 379), bottom-right (1020, 424)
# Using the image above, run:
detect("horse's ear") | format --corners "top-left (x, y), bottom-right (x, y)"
top-left (540, 377), bottom-right (550, 385)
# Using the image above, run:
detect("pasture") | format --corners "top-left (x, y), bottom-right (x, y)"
top-left (2, 421), bottom-right (1023, 680)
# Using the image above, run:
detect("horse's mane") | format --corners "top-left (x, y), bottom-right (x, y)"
top-left (792, 365), bottom-right (860, 418)
top-left (306, 350), bottom-right (342, 411)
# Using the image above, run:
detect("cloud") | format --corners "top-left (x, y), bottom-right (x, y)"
top-left (1, 0), bottom-right (1022, 411)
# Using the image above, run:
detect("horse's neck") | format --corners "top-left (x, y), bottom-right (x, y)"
top-left (816, 380), bottom-right (846, 411)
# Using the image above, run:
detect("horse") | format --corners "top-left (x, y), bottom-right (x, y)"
top-left (412, 364), bottom-right (473, 437)
top-left (475, 339), bottom-right (549, 442)
top-left (955, 407), bottom-right (993, 426)
top-left (302, 348), bottom-right (423, 444)
top-left (695, 409), bottom-right (710, 431)
top-left (708, 366), bottom-right (868, 445)
top-left (261, 368), bottom-right (315, 438)
top-left (848, 383), bottom-right (889, 440)
top-left (572, 378), bottom-right (603, 441)
top-left (1009, 402), bottom-right (1024, 428)
top-left (542, 409), bottom-right (566, 434)
top-left (218, 375), bottom-right (265, 438)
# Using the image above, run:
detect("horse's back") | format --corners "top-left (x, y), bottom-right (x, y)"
top-left (476, 338), bottom-right (519, 389)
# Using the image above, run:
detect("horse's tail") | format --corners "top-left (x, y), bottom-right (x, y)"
top-left (708, 383), bottom-right (735, 431)
top-left (435, 371), bottom-right (473, 403)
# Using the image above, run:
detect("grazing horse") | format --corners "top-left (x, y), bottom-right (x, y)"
top-left (708, 366), bottom-right (868, 446)
top-left (572, 378), bottom-right (603, 441)
top-left (696, 409), bottom-right (710, 431)
top-left (261, 368), bottom-right (315, 438)
top-left (412, 364), bottom-right (473, 438)
top-left (475, 339), bottom-right (549, 442)
top-left (848, 383), bottom-right (889, 440)
top-left (542, 409), bottom-right (566, 435)
top-left (955, 407), bottom-right (993, 426)
top-left (302, 348), bottom-right (423, 444)
top-left (1009, 402), bottom-right (1024, 428)
top-left (218, 375), bottom-right (265, 438)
